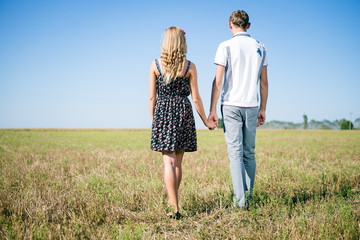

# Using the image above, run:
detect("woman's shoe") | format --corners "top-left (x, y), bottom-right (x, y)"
top-left (165, 206), bottom-right (182, 219)
top-left (174, 211), bottom-right (182, 220)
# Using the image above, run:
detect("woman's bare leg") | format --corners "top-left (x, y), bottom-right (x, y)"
top-left (162, 151), bottom-right (179, 212)
top-left (175, 150), bottom-right (185, 191)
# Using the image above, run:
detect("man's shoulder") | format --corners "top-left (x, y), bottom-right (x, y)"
top-left (220, 36), bottom-right (266, 46)
top-left (250, 37), bottom-right (266, 49)
top-left (216, 36), bottom-right (267, 53)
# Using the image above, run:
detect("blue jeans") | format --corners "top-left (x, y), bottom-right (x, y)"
top-left (221, 105), bottom-right (258, 208)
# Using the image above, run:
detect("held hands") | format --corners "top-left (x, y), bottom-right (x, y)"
top-left (257, 109), bottom-right (266, 127)
top-left (207, 111), bottom-right (218, 130)
top-left (206, 119), bottom-right (217, 130)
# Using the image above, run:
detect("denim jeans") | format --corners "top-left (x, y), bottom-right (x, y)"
top-left (221, 105), bottom-right (258, 208)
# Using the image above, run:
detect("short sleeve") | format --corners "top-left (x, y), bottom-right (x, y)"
top-left (214, 42), bottom-right (227, 67)
top-left (262, 44), bottom-right (268, 66)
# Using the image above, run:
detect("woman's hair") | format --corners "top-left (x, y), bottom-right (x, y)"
top-left (159, 26), bottom-right (187, 84)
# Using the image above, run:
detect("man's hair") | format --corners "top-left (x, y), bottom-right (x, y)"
top-left (229, 10), bottom-right (249, 29)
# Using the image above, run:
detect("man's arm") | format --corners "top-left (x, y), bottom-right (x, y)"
top-left (257, 66), bottom-right (268, 127)
top-left (208, 64), bottom-right (225, 126)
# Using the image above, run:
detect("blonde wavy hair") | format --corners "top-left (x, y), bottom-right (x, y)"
top-left (159, 26), bottom-right (187, 84)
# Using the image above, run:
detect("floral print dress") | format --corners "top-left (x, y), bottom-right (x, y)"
top-left (151, 59), bottom-right (197, 152)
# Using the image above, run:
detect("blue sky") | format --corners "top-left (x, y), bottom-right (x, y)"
top-left (1, 0), bottom-right (359, 128)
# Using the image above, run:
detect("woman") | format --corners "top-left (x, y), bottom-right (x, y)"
top-left (149, 27), bottom-right (216, 219)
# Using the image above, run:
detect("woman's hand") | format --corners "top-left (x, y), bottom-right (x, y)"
top-left (206, 119), bottom-right (217, 130)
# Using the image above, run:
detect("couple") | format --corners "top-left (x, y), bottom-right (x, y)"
top-left (149, 10), bottom-right (268, 219)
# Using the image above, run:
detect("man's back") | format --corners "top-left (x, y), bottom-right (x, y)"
top-left (214, 32), bottom-right (267, 107)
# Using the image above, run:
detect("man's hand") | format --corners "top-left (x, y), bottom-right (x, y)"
top-left (206, 120), bottom-right (217, 130)
top-left (207, 111), bottom-right (219, 130)
top-left (257, 109), bottom-right (266, 127)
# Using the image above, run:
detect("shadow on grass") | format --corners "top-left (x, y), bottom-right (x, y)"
top-left (252, 178), bottom-right (358, 211)
top-left (179, 178), bottom-right (358, 217)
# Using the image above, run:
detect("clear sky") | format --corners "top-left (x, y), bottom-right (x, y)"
top-left (1, 0), bottom-right (359, 128)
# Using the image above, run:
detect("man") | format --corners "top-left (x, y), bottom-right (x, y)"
top-left (208, 10), bottom-right (268, 208)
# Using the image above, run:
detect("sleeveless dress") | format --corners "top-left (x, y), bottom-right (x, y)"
top-left (151, 59), bottom-right (197, 152)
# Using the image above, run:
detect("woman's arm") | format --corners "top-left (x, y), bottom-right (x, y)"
top-left (189, 63), bottom-right (216, 130)
top-left (149, 61), bottom-right (157, 123)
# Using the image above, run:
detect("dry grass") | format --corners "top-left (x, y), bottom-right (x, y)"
top-left (0, 129), bottom-right (359, 239)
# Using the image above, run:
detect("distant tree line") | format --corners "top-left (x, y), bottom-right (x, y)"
top-left (216, 115), bottom-right (359, 130)
top-left (258, 115), bottom-right (359, 130)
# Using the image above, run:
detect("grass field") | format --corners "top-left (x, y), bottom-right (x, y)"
top-left (0, 129), bottom-right (359, 239)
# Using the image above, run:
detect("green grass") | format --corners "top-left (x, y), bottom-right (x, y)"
top-left (0, 129), bottom-right (359, 239)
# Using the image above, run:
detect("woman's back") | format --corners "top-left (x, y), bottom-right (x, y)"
top-left (155, 59), bottom-right (191, 98)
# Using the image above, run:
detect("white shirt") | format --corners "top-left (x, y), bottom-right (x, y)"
top-left (214, 32), bottom-right (268, 107)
